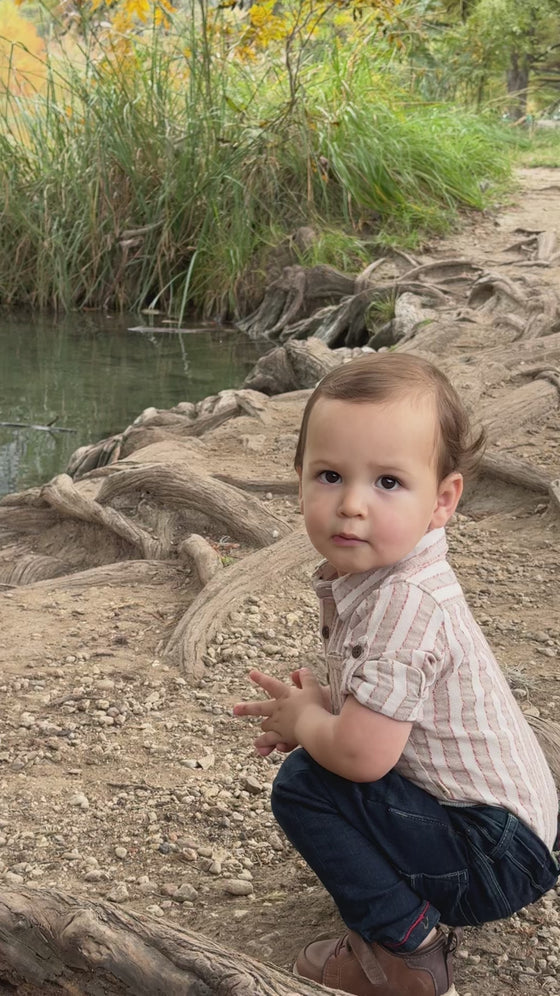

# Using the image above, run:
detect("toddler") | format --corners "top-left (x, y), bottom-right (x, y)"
top-left (234, 353), bottom-right (559, 996)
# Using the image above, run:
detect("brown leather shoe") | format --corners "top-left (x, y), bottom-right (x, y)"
top-left (294, 926), bottom-right (461, 996)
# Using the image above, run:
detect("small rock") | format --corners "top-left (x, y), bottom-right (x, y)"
top-left (225, 879), bottom-right (254, 897)
top-left (106, 883), bottom-right (129, 903)
top-left (84, 870), bottom-right (104, 882)
top-left (241, 775), bottom-right (263, 795)
top-left (175, 883), bottom-right (199, 902)
top-left (4, 871), bottom-right (24, 885)
top-left (69, 793), bottom-right (90, 810)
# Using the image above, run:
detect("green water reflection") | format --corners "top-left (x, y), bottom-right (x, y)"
top-left (0, 313), bottom-right (269, 496)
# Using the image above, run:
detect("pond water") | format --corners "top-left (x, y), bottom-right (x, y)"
top-left (0, 313), bottom-right (269, 497)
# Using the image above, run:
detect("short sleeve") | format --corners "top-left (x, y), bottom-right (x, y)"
top-left (340, 651), bottom-right (437, 722)
top-left (339, 580), bottom-right (445, 722)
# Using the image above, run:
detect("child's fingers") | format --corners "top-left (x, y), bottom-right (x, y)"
top-left (254, 730), bottom-right (296, 755)
top-left (254, 744), bottom-right (275, 756)
top-left (254, 729), bottom-right (281, 748)
top-left (248, 669), bottom-right (289, 698)
top-left (233, 699), bottom-right (274, 717)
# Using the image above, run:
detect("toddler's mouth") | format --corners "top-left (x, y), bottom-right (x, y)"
top-left (332, 534), bottom-right (365, 546)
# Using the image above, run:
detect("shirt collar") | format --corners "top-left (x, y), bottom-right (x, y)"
top-left (312, 528), bottom-right (448, 621)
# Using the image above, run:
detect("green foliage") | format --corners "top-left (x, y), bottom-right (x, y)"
top-left (407, 0), bottom-right (560, 115)
top-left (465, 0), bottom-right (559, 68)
top-left (0, 1), bottom-right (513, 315)
top-left (504, 123), bottom-right (560, 166)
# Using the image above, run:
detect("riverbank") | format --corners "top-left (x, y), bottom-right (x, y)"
top-left (0, 167), bottom-right (559, 994)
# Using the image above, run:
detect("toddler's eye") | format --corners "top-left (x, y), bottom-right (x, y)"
top-left (376, 476), bottom-right (400, 491)
top-left (318, 470), bottom-right (341, 484)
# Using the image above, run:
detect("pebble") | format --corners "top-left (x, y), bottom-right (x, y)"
top-left (241, 775), bottom-right (264, 795)
top-left (84, 869), bottom-right (104, 882)
top-left (4, 871), bottom-right (24, 884)
top-left (106, 883), bottom-right (129, 903)
top-left (69, 793), bottom-right (89, 809)
top-left (175, 883), bottom-right (199, 902)
top-left (224, 879), bottom-right (254, 896)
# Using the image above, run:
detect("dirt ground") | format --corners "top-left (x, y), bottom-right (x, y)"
top-left (0, 168), bottom-right (559, 996)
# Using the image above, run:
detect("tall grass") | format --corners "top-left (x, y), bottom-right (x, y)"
top-left (0, 10), bottom-right (513, 317)
top-left (504, 124), bottom-right (560, 167)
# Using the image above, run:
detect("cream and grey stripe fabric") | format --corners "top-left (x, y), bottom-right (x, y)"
top-left (313, 528), bottom-right (558, 850)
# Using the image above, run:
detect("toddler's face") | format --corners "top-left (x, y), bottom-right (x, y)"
top-left (298, 395), bottom-right (462, 575)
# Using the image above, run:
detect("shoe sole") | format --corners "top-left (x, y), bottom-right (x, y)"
top-left (294, 965), bottom-right (460, 996)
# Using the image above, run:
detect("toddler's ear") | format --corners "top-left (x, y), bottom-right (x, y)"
top-left (430, 473), bottom-right (463, 529)
top-left (297, 469), bottom-right (304, 513)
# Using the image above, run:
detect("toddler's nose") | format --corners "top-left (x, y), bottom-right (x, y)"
top-left (338, 485), bottom-right (367, 517)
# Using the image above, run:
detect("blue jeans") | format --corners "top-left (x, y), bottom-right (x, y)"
top-left (271, 749), bottom-right (559, 953)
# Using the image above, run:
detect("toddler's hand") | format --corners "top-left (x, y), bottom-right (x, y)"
top-left (252, 729), bottom-right (297, 757)
top-left (234, 667), bottom-right (325, 749)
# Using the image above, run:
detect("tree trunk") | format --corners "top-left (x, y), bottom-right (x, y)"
top-left (506, 51), bottom-right (531, 122)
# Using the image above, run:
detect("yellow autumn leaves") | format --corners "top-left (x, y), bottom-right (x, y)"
top-left (0, 0), bottom-right (46, 96)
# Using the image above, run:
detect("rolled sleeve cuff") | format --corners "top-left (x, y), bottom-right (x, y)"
top-left (340, 654), bottom-right (429, 722)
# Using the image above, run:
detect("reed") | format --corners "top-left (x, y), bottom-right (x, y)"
top-left (0, 9), bottom-right (513, 316)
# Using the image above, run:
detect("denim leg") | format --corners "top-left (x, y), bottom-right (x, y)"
top-left (271, 749), bottom-right (559, 952)
top-left (272, 749), bottom-right (449, 950)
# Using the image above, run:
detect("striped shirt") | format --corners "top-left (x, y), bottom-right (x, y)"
top-left (313, 528), bottom-right (558, 850)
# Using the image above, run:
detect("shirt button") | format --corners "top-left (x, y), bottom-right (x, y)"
top-left (351, 645), bottom-right (363, 658)
top-left (321, 625), bottom-right (330, 639)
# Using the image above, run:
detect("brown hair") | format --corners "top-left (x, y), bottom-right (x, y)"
top-left (294, 353), bottom-right (486, 482)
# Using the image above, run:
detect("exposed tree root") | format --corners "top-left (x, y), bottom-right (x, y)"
top-left (239, 264), bottom-right (356, 340)
top-left (0, 886), bottom-right (336, 996)
top-left (479, 379), bottom-right (559, 441)
top-left (42, 474), bottom-right (166, 559)
top-left (399, 258), bottom-right (483, 282)
top-left (549, 479), bottom-right (560, 517)
top-left (243, 336), bottom-right (341, 394)
top-left (0, 552), bottom-right (70, 586)
top-left (236, 247), bottom-right (560, 351)
top-left (164, 529), bottom-right (316, 676)
top-left (179, 534), bottom-right (223, 585)
top-left (23, 560), bottom-right (186, 592)
top-left (485, 331), bottom-right (560, 368)
top-left (525, 715), bottom-right (560, 786)
top-left (213, 476), bottom-right (299, 495)
top-left (67, 390), bottom-right (267, 479)
top-left (479, 450), bottom-right (552, 494)
top-left (97, 465), bottom-right (290, 549)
